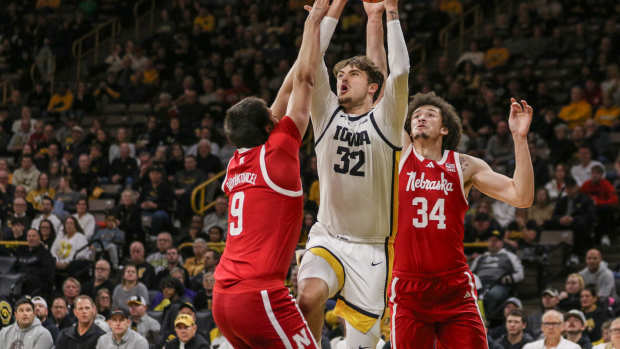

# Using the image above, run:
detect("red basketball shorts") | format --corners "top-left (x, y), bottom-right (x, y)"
top-left (388, 269), bottom-right (488, 349)
top-left (213, 286), bottom-right (318, 349)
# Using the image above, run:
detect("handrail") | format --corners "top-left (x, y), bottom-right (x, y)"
top-left (0, 241), bottom-right (28, 247)
top-left (0, 80), bottom-right (10, 105)
top-left (438, 4), bottom-right (482, 55)
top-left (72, 17), bottom-right (121, 82)
top-left (191, 170), bottom-right (227, 215)
top-left (134, 0), bottom-right (157, 41)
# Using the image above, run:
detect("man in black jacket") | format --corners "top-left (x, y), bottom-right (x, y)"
top-left (14, 228), bottom-right (55, 297)
top-left (165, 314), bottom-right (209, 349)
top-left (56, 295), bottom-right (105, 349)
top-left (139, 166), bottom-right (173, 235)
top-left (497, 309), bottom-right (534, 349)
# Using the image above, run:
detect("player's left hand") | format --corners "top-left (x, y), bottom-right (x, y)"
top-left (304, 0), bottom-right (330, 20)
top-left (508, 97), bottom-right (533, 139)
top-left (363, 1), bottom-right (385, 17)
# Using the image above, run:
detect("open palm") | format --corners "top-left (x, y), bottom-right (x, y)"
top-left (508, 98), bottom-right (533, 138)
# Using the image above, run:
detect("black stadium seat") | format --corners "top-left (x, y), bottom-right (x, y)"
top-left (0, 273), bottom-right (24, 299)
top-left (0, 256), bottom-right (17, 274)
top-left (148, 310), bottom-right (163, 324)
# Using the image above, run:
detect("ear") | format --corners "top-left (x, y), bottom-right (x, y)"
top-left (440, 126), bottom-right (449, 136)
top-left (368, 83), bottom-right (379, 97)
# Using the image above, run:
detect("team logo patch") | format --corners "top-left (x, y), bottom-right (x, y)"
top-left (426, 162), bottom-right (434, 168)
top-left (446, 163), bottom-right (456, 172)
top-left (0, 300), bottom-right (12, 326)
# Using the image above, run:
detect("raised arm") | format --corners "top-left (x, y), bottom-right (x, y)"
top-left (464, 99), bottom-right (535, 208)
top-left (287, 0), bottom-right (330, 136)
top-left (363, 2), bottom-right (387, 85)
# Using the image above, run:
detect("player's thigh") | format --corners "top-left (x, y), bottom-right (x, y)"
top-left (391, 303), bottom-right (436, 349)
top-left (343, 317), bottom-right (381, 349)
top-left (340, 242), bottom-right (387, 315)
top-left (435, 307), bottom-right (488, 349)
top-left (299, 233), bottom-right (345, 298)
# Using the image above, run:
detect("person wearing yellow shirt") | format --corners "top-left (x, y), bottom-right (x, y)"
top-left (559, 86), bottom-right (593, 128)
top-left (194, 7), bottom-right (215, 33)
top-left (485, 37), bottom-right (510, 70)
top-left (47, 85), bottom-right (74, 113)
top-left (594, 93), bottom-right (620, 128)
top-left (26, 173), bottom-right (56, 211)
top-left (440, 0), bottom-right (463, 17)
top-left (183, 239), bottom-right (207, 277)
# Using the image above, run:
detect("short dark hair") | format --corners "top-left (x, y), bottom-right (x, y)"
top-left (404, 92), bottom-right (462, 151)
top-left (333, 56), bottom-right (384, 102)
top-left (583, 284), bottom-right (598, 298)
top-left (224, 97), bottom-right (271, 148)
top-left (506, 309), bottom-right (527, 324)
top-left (564, 176), bottom-right (577, 188)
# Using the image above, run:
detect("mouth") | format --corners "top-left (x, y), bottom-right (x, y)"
top-left (340, 85), bottom-right (349, 95)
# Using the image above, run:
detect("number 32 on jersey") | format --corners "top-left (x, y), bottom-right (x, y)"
top-left (411, 197), bottom-right (446, 229)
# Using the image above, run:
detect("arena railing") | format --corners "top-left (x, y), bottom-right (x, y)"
top-left (72, 17), bottom-right (121, 82)
top-left (191, 170), bottom-right (227, 216)
top-left (438, 4), bottom-right (482, 55)
top-left (134, 0), bottom-right (157, 41)
top-left (0, 80), bottom-right (10, 105)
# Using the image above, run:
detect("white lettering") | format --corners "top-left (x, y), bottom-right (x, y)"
top-left (226, 172), bottom-right (257, 191)
top-left (292, 328), bottom-right (312, 348)
top-left (406, 171), bottom-right (454, 195)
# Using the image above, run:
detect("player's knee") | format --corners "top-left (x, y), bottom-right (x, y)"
top-left (297, 278), bottom-right (328, 313)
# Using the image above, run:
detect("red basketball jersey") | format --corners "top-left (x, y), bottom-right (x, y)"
top-left (393, 145), bottom-right (469, 277)
top-left (214, 116), bottom-right (304, 292)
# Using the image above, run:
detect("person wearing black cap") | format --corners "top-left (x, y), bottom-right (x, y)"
top-left (95, 308), bottom-right (148, 349)
top-left (56, 295), bottom-right (106, 349)
top-left (0, 297), bottom-right (54, 349)
top-left (138, 165), bottom-right (174, 234)
top-left (565, 309), bottom-right (593, 349)
top-left (159, 299), bottom-right (197, 345)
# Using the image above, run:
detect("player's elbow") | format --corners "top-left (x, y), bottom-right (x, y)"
top-left (514, 193), bottom-right (534, 208)
top-left (294, 70), bottom-right (315, 90)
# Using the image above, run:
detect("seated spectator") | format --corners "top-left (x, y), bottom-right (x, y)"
top-left (564, 309), bottom-right (593, 349)
top-left (148, 232), bottom-right (176, 273)
top-left (50, 297), bottom-right (75, 332)
top-left (112, 263), bottom-right (149, 313)
top-left (582, 284), bottom-right (612, 343)
top-left (62, 277), bottom-right (82, 313)
top-left (580, 249), bottom-right (617, 300)
top-left (470, 231), bottom-right (524, 320)
top-left (558, 86), bottom-right (593, 129)
top-left (51, 216), bottom-right (90, 271)
top-left (15, 228), bottom-right (55, 296)
top-left (184, 239), bottom-right (208, 277)
top-left (32, 296), bottom-right (59, 342)
top-left (528, 288), bottom-right (560, 339)
top-left (155, 247), bottom-right (189, 288)
top-left (95, 288), bottom-right (112, 320)
top-left (73, 198), bottom-right (96, 240)
top-left (165, 313), bottom-right (209, 349)
top-left (497, 309), bottom-right (534, 349)
top-left (8, 119), bottom-right (34, 155)
top-left (580, 165), bottom-right (618, 245)
top-left (594, 93), bottom-right (620, 129)
top-left (72, 154), bottom-right (98, 197)
top-left (83, 259), bottom-right (115, 300)
top-left (594, 319), bottom-right (615, 348)
top-left (0, 297), bottom-right (54, 349)
top-left (128, 296), bottom-right (160, 344)
top-left (485, 121), bottom-right (514, 175)
top-left (547, 176), bottom-right (596, 259)
top-left (523, 310), bottom-right (580, 349)
top-left (572, 146), bottom-right (605, 187)
top-left (31, 196), bottom-right (62, 233)
top-left (206, 225), bottom-right (224, 243)
top-left (108, 128), bottom-right (136, 163)
top-left (3, 219), bottom-right (26, 242)
top-left (489, 297), bottom-right (523, 340)
top-left (13, 186), bottom-right (36, 221)
top-left (527, 188), bottom-right (554, 227)
top-left (88, 144), bottom-right (108, 181)
top-left (53, 177), bottom-right (82, 216)
top-left (464, 211), bottom-right (502, 243)
top-left (152, 277), bottom-right (186, 312)
top-left (113, 190), bottom-right (143, 251)
top-left (71, 82), bottom-right (96, 119)
top-left (548, 124), bottom-right (577, 166)
top-left (173, 155), bottom-right (206, 221)
top-left (202, 196), bottom-right (228, 235)
top-left (159, 301), bottom-right (202, 346)
top-left (12, 155), bottom-right (40, 193)
top-left (456, 40), bottom-right (484, 67)
top-left (94, 73), bottom-right (121, 103)
top-left (193, 272), bottom-right (214, 311)
top-left (484, 37), bottom-right (510, 70)
top-left (91, 214), bottom-right (125, 268)
top-left (139, 165), bottom-right (173, 235)
top-left (96, 307), bottom-right (148, 349)
top-left (128, 241), bottom-right (156, 289)
top-left (26, 173), bottom-right (55, 211)
top-left (56, 296), bottom-right (105, 349)
top-left (559, 273), bottom-right (585, 312)
top-left (47, 84), bottom-right (74, 118)
top-left (109, 143), bottom-right (138, 186)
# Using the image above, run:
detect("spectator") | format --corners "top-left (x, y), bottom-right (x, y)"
top-left (580, 249), bottom-right (617, 300)
top-left (4, 218), bottom-right (26, 242)
top-left (484, 37), bottom-right (510, 70)
top-left (12, 155), bottom-right (40, 192)
top-left (95, 308), bottom-right (148, 349)
top-left (564, 309), bottom-right (593, 349)
top-left (497, 309), bottom-right (534, 349)
top-left (159, 300), bottom-right (199, 345)
top-left (127, 296), bottom-right (160, 344)
top-left (202, 196), bottom-right (228, 235)
top-left (489, 297), bottom-right (524, 340)
top-left (526, 188), bottom-right (554, 227)
top-left (580, 165), bottom-right (618, 245)
top-left (95, 288), bottom-right (112, 320)
top-left (206, 225), bottom-right (224, 243)
top-left (165, 313), bottom-right (209, 349)
top-left (528, 288), bottom-right (560, 339)
top-left (31, 196), bottom-right (62, 233)
top-left (470, 231), bottom-right (524, 319)
top-left (8, 119), bottom-right (35, 154)
top-left (62, 277), bottom-right (82, 312)
top-left (50, 297), bottom-right (75, 332)
top-left (558, 86), bottom-right (593, 129)
top-left (56, 295), bottom-right (106, 349)
top-left (51, 216), bottom-right (90, 271)
top-left (14, 228), bottom-right (55, 296)
top-left (109, 143), bottom-right (138, 186)
top-left (113, 190), bottom-right (143, 250)
top-left (53, 177), bottom-right (81, 215)
top-left (173, 155), bottom-right (206, 221)
top-left (595, 318), bottom-right (620, 349)
top-left (0, 297), bottom-right (54, 349)
top-left (592, 320), bottom-right (612, 347)
top-left (72, 154), bottom-right (98, 196)
top-left (547, 176), bottom-right (596, 258)
top-left (559, 273), bottom-right (586, 312)
top-left (108, 128), bottom-right (136, 163)
top-left (548, 124), bottom-right (577, 166)
top-left (485, 121), bottom-right (514, 175)
top-left (47, 84), bottom-right (74, 118)
top-left (193, 272), bottom-right (214, 311)
top-left (571, 146), bottom-right (605, 187)
top-left (155, 247), bottom-right (189, 288)
top-left (112, 263), bottom-right (149, 313)
top-left (83, 260), bottom-right (115, 300)
top-left (147, 231), bottom-right (176, 273)
top-left (91, 214), bottom-right (125, 268)
top-left (128, 241), bottom-right (156, 289)
top-left (26, 172), bottom-right (55, 211)
top-left (184, 239), bottom-right (208, 277)
top-left (139, 165), bottom-right (173, 235)
top-left (582, 284), bottom-right (613, 342)
top-left (523, 310), bottom-right (580, 349)
top-left (594, 92), bottom-right (620, 129)
top-left (456, 40), bottom-right (485, 67)
top-left (32, 296), bottom-right (59, 342)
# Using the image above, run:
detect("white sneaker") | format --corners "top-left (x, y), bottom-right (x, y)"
top-left (602, 235), bottom-right (611, 246)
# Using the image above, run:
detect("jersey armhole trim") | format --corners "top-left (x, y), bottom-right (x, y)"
top-left (370, 112), bottom-right (401, 151)
top-left (398, 144), bottom-right (413, 174)
top-left (314, 106), bottom-right (342, 147)
top-left (220, 157), bottom-right (233, 192)
top-left (259, 145), bottom-right (303, 197)
top-left (454, 152), bottom-right (469, 205)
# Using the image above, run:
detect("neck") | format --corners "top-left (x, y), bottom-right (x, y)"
top-left (77, 322), bottom-right (91, 335)
top-left (585, 304), bottom-right (596, 312)
top-left (113, 331), bottom-right (125, 341)
top-left (507, 332), bottom-right (523, 344)
top-left (544, 336), bottom-right (561, 347)
top-left (565, 331), bottom-right (582, 343)
top-left (413, 139), bottom-right (445, 161)
top-left (342, 99), bottom-right (373, 116)
top-left (125, 280), bottom-right (137, 288)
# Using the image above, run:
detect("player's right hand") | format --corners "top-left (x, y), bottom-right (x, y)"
top-left (304, 0), bottom-right (330, 21)
top-left (363, 1), bottom-right (385, 17)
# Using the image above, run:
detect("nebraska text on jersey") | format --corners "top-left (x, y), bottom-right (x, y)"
top-left (405, 171), bottom-right (454, 195)
top-left (225, 172), bottom-right (257, 191)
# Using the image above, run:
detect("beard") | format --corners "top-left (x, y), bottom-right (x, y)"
top-left (338, 96), bottom-right (352, 106)
top-left (413, 132), bottom-right (429, 140)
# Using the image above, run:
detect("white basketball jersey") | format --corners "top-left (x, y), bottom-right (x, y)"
top-left (313, 105), bottom-right (401, 244)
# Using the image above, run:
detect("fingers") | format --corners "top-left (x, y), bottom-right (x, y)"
top-left (510, 97), bottom-right (522, 113)
top-left (304, 5), bottom-right (312, 12)
top-left (521, 99), bottom-right (534, 114)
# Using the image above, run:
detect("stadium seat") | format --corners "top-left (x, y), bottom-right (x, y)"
top-left (196, 311), bottom-right (215, 339)
top-left (147, 310), bottom-right (163, 324)
top-left (0, 256), bottom-right (16, 274)
top-left (148, 290), bottom-right (159, 304)
top-left (539, 230), bottom-right (573, 246)
top-left (0, 273), bottom-right (24, 299)
top-left (89, 199), bottom-right (115, 212)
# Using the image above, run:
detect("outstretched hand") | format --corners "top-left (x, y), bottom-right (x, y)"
top-left (304, 0), bottom-right (330, 20)
top-left (363, 1), bottom-right (385, 17)
top-left (508, 97), bottom-right (533, 139)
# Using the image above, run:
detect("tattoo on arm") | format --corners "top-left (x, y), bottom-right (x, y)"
top-left (387, 10), bottom-right (399, 20)
top-left (459, 156), bottom-right (469, 174)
